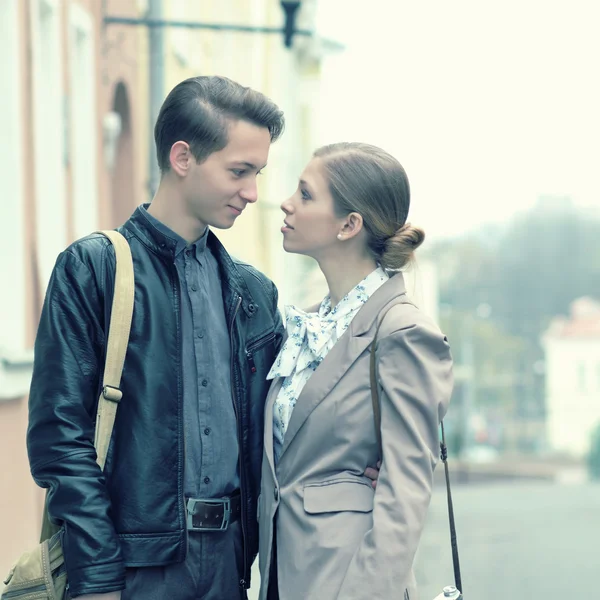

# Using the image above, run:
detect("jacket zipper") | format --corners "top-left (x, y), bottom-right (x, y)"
top-left (245, 331), bottom-right (276, 374)
top-left (246, 351), bottom-right (257, 374)
top-left (229, 295), bottom-right (248, 589)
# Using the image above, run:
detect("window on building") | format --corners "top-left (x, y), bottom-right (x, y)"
top-left (0, 0), bottom-right (27, 359)
top-left (30, 0), bottom-right (67, 295)
top-left (70, 3), bottom-right (98, 240)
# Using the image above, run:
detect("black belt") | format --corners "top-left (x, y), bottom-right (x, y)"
top-left (186, 490), bottom-right (241, 531)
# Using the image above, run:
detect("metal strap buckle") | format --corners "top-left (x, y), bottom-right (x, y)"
top-left (102, 385), bottom-right (123, 403)
top-left (186, 497), bottom-right (231, 532)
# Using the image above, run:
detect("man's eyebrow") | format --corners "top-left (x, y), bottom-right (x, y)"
top-left (231, 161), bottom-right (267, 170)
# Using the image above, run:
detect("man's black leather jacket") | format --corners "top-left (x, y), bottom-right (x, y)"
top-left (27, 207), bottom-right (283, 597)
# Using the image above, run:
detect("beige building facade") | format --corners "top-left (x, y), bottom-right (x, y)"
top-left (0, 0), bottom-right (145, 576)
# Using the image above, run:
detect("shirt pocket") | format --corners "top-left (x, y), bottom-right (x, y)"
top-left (303, 479), bottom-right (374, 514)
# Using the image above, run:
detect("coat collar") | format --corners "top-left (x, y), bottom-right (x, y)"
top-left (272, 272), bottom-right (408, 464)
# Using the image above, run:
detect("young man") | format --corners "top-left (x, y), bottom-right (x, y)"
top-left (27, 76), bottom-right (285, 600)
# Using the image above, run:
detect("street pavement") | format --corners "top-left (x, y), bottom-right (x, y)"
top-left (249, 480), bottom-right (600, 599)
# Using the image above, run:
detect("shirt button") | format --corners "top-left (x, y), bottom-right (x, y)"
top-left (204, 476), bottom-right (211, 484)
top-left (185, 250), bottom-right (192, 257)
top-left (191, 285), bottom-right (198, 292)
top-left (196, 332), bottom-right (204, 339)
top-left (204, 428), bottom-right (211, 435)
top-left (201, 379), bottom-right (208, 387)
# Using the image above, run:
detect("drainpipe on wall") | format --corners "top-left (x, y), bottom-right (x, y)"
top-left (148, 0), bottom-right (164, 200)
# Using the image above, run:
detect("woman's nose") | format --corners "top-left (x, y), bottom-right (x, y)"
top-left (280, 196), bottom-right (294, 214)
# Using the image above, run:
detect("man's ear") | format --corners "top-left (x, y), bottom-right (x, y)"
top-left (339, 212), bottom-right (364, 241)
top-left (169, 141), bottom-right (192, 176)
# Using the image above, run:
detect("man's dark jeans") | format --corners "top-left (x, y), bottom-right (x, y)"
top-left (121, 521), bottom-right (245, 600)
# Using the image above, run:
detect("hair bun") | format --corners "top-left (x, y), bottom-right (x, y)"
top-left (392, 222), bottom-right (425, 250)
top-left (380, 222), bottom-right (425, 270)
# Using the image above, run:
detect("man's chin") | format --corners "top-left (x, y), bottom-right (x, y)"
top-left (205, 213), bottom-right (239, 230)
top-left (209, 220), bottom-right (236, 230)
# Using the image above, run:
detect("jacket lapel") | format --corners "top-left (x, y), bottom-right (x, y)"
top-left (279, 330), bottom-right (373, 459)
top-left (264, 377), bottom-right (283, 477)
top-left (277, 272), bottom-right (408, 461)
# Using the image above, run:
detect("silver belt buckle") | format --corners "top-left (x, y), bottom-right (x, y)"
top-left (186, 496), bottom-right (231, 531)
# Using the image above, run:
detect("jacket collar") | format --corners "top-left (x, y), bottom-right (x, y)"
top-left (124, 204), bottom-right (258, 317)
top-left (300, 272), bottom-right (407, 337)
top-left (350, 271), bottom-right (407, 337)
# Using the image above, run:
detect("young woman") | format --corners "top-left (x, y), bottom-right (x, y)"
top-left (258, 143), bottom-right (454, 600)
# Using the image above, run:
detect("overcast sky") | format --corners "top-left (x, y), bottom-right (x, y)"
top-left (315, 0), bottom-right (600, 241)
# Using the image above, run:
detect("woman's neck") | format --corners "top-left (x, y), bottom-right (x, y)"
top-left (318, 254), bottom-right (378, 308)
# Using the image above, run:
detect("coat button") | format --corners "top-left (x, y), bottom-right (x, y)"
top-left (273, 488), bottom-right (279, 501)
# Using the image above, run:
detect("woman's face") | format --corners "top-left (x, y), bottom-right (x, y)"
top-left (280, 157), bottom-right (346, 259)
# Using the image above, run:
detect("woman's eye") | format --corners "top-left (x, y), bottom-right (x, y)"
top-left (232, 169), bottom-right (245, 177)
top-left (301, 188), bottom-right (311, 200)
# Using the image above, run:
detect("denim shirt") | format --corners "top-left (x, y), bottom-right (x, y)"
top-left (141, 207), bottom-right (239, 498)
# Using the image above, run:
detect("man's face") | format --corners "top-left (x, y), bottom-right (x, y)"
top-left (182, 120), bottom-right (271, 230)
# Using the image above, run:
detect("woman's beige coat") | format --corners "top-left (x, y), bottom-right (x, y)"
top-left (258, 274), bottom-right (453, 600)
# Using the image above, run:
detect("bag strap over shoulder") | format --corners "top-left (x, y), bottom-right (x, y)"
top-left (369, 296), bottom-right (463, 593)
top-left (40, 230), bottom-right (134, 543)
top-left (369, 296), bottom-right (413, 455)
top-left (93, 230), bottom-right (135, 470)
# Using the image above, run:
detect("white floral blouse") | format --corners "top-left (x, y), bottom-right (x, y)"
top-left (267, 267), bottom-right (389, 461)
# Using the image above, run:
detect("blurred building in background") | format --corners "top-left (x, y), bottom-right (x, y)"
top-left (0, 0), bottom-right (336, 576)
top-left (543, 297), bottom-right (600, 458)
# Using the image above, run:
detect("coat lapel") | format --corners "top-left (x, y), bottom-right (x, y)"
top-left (264, 376), bottom-right (284, 478)
top-left (279, 330), bottom-right (373, 459)
top-left (276, 272), bottom-right (409, 461)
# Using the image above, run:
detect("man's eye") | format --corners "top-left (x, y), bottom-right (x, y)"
top-left (301, 189), bottom-right (311, 200)
top-left (231, 169), bottom-right (245, 177)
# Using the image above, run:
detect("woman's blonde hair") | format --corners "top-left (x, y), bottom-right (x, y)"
top-left (314, 142), bottom-right (424, 270)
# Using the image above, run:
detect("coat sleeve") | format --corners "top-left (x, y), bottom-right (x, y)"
top-left (27, 250), bottom-right (126, 597)
top-left (336, 317), bottom-right (453, 599)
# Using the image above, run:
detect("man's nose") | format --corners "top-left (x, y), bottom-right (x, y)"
top-left (240, 180), bottom-right (258, 203)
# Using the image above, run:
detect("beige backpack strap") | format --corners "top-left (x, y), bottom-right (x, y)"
top-left (93, 230), bottom-right (135, 470)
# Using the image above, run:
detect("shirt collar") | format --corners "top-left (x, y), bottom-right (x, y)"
top-left (140, 204), bottom-right (209, 259)
top-left (319, 267), bottom-right (389, 319)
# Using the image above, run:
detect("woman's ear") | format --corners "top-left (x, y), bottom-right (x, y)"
top-left (339, 212), bottom-right (364, 240)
